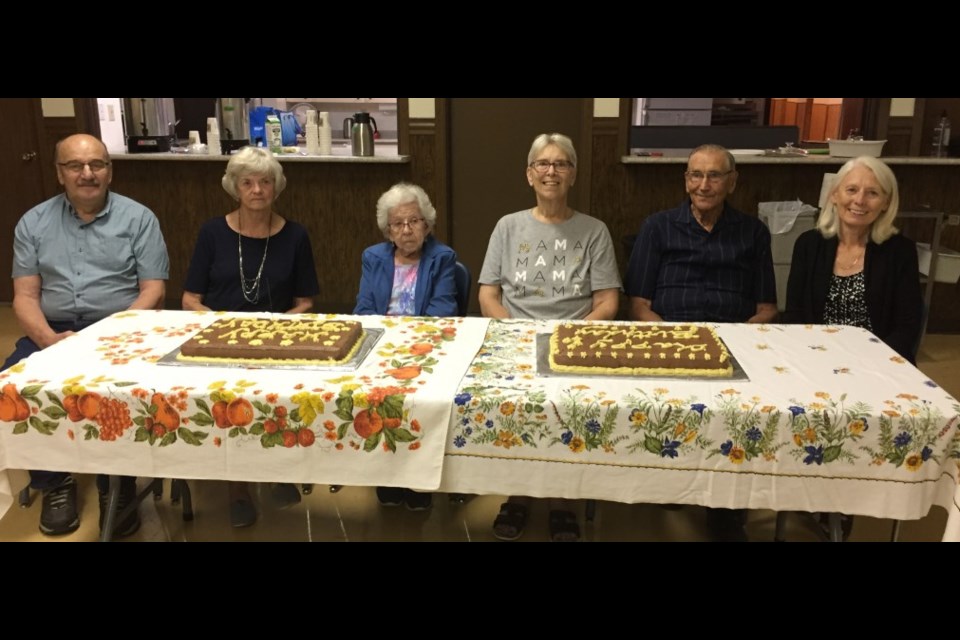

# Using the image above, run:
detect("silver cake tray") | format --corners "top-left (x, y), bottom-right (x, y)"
top-left (157, 328), bottom-right (384, 371)
top-left (535, 333), bottom-right (749, 381)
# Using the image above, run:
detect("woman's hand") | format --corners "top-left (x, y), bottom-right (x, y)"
top-left (181, 291), bottom-right (210, 312)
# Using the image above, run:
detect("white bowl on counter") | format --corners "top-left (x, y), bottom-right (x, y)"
top-left (828, 139), bottom-right (886, 158)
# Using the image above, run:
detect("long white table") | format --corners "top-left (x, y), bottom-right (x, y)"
top-left (2, 313), bottom-right (958, 540)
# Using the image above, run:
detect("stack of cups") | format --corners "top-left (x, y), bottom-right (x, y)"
top-left (305, 109), bottom-right (320, 155)
top-left (318, 111), bottom-right (332, 155)
top-left (206, 117), bottom-right (221, 155)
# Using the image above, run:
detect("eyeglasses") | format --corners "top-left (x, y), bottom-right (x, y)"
top-left (529, 160), bottom-right (575, 173)
top-left (58, 160), bottom-right (110, 174)
top-left (388, 217), bottom-right (425, 231)
top-left (684, 170), bottom-right (733, 184)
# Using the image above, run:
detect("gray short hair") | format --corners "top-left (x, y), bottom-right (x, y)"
top-left (816, 156), bottom-right (900, 244)
top-left (376, 183), bottom-right (437, 238)
top-left (527, 133), bottom-right (577, 167)
top-left (221, 146), bottom-right (287, 200)
top-left (689, 144), bottom-right (736, 172)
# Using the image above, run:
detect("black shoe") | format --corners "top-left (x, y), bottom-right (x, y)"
top-left (403, 489), bottom-right (433, 512)
top-left (98, 480), bottom-right (141, 538)
top-left (706, 508), bottom-right (748, 542)
top-left (376, 486), bottom-right (404, 507)
top-left (39, 476), bottom-right (80, 536)
top-left (271, 483), bottom-right (302, 509)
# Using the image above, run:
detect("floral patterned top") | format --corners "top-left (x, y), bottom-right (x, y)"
top-left (387, 263), bottom-right (419, 316)
top-left (824, 272), bottom-right (872, 331)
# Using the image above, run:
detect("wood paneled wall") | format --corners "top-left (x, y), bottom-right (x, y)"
top-left (110, 159), bottom-right (414, 313)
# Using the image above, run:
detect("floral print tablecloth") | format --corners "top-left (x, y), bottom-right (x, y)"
top-left (439, 320), bottom-right (960, 539)
top-left (0, 311), bottom-right (491, 510)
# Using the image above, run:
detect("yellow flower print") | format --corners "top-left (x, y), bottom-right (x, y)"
top-left (341, 383), bottom-right (362, 393)
top-left (494, 430), bottom-right (522, 449)
top-left (761, 405), bottom-right (776, 413)
top-left (896, 393), bottom-right (919, 401)
top-left (793, 434), bottom-right (804, 447)
top-left (755, 343), bottom-right (770, 350)
top-left (569, 437), bottom-right (585, 453)
top-left (683, 430), bottom-right (697, 444)
top-left (909, 408), bottom-right (920, 416)
top-left (673, 423), bottom-right (686, 438)
top-left (654, 387), bottom-right (669, 395)
top-left (667, 398), bottom-right (683, 406)
top-left (883, 410), bottom-right (901, 418)
top-left (804, 428), bottom-right (817, 443)
top-left (728, 447), bottom-right (745, 464)
top-left (7, 363), bottom-right (25, 374)
top-left (499, 401), bottom-right (516, 416)
top-left (905, 454), bottom-right (923, 472)
top-left (720, 388), bottom-right (738, 395)
top-left (890, 356), bottom-right (906, 364)
top-left (291, 392), bottom-right (326, 426)
top-left (629, 409), bottom-right (648, 426)
top-left (809, 402), bottom-right (826, 410)
top-left (773, 366), bottom-right (788, 374)
top-left (474, 412), bottom-right (485, 423)
top-left (571, 384), bottom-right (590, 390)
top-left (848, 420), bottom-right (865, 435)
top-left (516, 364), bottom-right (532, 371)
top-left (815, 391), bottom-right (830, 400)
top-left (353, 392), bottom-right (369, 409)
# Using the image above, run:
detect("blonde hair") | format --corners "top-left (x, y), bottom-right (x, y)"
top-left (816, 156), bottom-right (899, 244)
top-left (221, 146), bottom-right (287, 200)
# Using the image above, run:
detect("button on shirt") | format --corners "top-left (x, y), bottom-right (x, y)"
top-left (12, 192), bottom-right (169, 323)
top-left (625, 201), bottom-right (776, 322)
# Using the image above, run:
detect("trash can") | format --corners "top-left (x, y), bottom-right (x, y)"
top-left (759, 200), bottom-right (818, 310)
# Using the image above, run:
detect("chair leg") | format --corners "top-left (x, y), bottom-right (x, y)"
top-left (329, 485), bottom-right (342, 493)
top-left (773, 511), bottom-right (788, 542)
top-left (171, 479), bottom-right (193, 521)
top-left (585, 499), bottom-right (597, 523)
top-left (18, 486), bottom-right (31, 508)
top-left (302, 484), bottom-right (313, 495)
top-left (826, 512), bottom-right (844, 542)
top-left (152, 478), bottom-right (164, 500)
top-left (890, 520), bottom-right (902, 542)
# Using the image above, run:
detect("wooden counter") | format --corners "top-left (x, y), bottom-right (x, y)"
top-left (110, 154), bottom-right (415, 313)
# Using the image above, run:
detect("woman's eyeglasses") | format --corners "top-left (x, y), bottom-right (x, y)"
top-left (388, 217), bottom-right (425, 231)
top-left (529, 160), bottom-right (575, 173)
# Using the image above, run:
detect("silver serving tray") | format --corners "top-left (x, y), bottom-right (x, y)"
top-left (535, 333), bottom-right (749, 381)
top-left (157, 327), bottom-right (384, 371)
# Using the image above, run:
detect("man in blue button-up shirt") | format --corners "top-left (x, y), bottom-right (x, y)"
top-left (626, 145), bottom-right (778, 325)
top-left (3, 133), bottom-right (169, 537)
top-left (624, 144), bottom-right (777, 542)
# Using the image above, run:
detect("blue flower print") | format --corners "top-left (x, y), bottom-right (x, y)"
top-left (586, 419), bottom-right (601, 434)
top-left (804, 445), bottom-right (824, 465)
top-left (745, 427), bottom-right (762, 442)
top-left (561, 431), bottom-right (573, 445)
top-left (720, 440), bottom-right (733, 456)
top-left (453, 435), bottom-right (466, 448)
top-left (690, 403), bottom-right (707, 415)
top-left (788, 406), bottom-right (806, 417)
top-left (465, 427), bottom-right (473, 436)
top-left (921, 446), bottom-right (933, 461)
top-left (660, 439), bottom-right (680, 458)
top-left (454, 393), bottom-right (472, 406)
top-left (894, 432), bottom-right (912, 448)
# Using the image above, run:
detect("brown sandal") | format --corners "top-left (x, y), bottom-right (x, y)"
top-left (493, 502), bottom-right (528, 541)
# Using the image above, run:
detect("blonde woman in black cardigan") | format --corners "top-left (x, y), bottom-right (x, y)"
top-left (785, 156), bottom-right (921, 363)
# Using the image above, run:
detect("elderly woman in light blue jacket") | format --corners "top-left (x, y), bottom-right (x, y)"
top-left (354, 182), bottom-right (458, 317)
top-left (353, 182), bottom-right (458, 511)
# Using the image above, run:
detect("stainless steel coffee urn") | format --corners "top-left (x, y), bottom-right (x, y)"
top-left (124, 98), bottom-right (176, 153)
top-left (217, 98), bottom-right (251, 154)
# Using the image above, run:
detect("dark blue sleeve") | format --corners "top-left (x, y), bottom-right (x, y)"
top-left (423, 249), bottom-right (459, 317)
top-left (183, 220), bottom-right (216, 298)
top-left (624, 215), bottom-right (661, 299)
top-left (754, 222), bottom-right (778, 305)
top-left (291, 225), bottom-right (320, 298)
top-left (354, 248), bottom-right (379, 315)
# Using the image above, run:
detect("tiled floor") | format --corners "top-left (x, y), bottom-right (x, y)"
top-left (0, 305), bottom-right (956, 542)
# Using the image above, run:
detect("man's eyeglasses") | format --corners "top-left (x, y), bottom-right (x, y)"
top-left (529, 160), bottom-right (575, 173)
top-left (388, 217), bottom-right (425, 231)
top-left (58, 160), bottom-right (110, 174)
top-left (684, 170), bottom-right (732, 184)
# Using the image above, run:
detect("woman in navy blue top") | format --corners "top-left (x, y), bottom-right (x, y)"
top-left (182, 146), bottom-right (320, 528)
